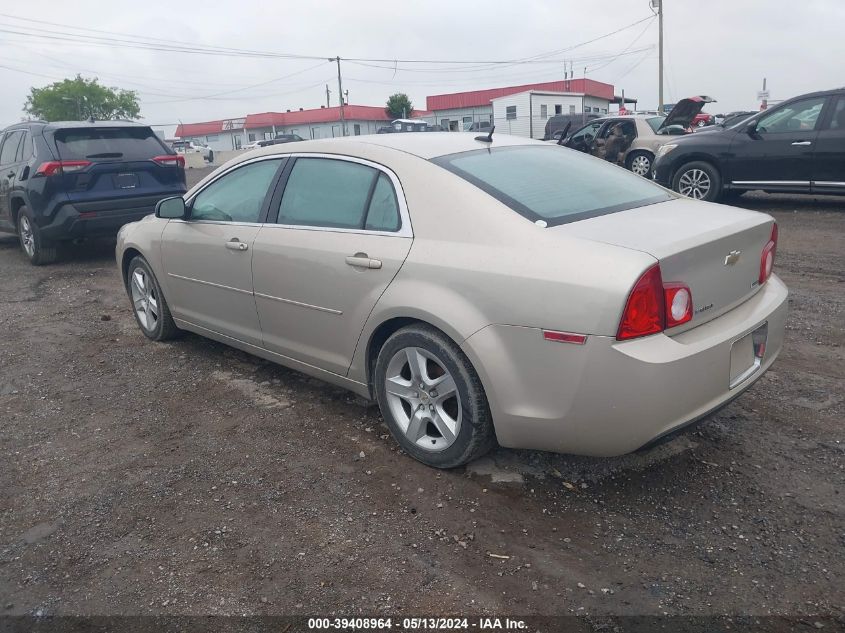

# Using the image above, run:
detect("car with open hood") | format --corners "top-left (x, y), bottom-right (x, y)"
top-left (116, 132), bottom-right (786, 469)
top-left (559, 96), bottom-right (716, 177)
top-left (653, 88), bottom-right (845, 202)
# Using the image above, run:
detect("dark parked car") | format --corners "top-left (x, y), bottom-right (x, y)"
top-left (542, 113), bottom-right (600, 141)
top-left (653, 88), bottom-right (845, 202)
top-left (258, 134), bottom-right (304, 146)
top-left (0, 121), bottom-right (186, 264)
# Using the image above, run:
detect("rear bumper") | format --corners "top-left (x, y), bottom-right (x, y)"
top-left (39, 194), bottom-right (183, 240)
top-left (461, 275), bottom-right (788, 456)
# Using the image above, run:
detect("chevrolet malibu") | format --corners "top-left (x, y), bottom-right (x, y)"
top-left (116, 133), bottom-right (788, 469)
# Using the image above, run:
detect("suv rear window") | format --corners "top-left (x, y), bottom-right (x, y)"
top-left (433, 145), bottom-right (671, 226)
top-left (53, 127), bottom-right (167, 161)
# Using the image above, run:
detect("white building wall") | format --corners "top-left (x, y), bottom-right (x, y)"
top-left (429, 106), bottom-right (493, 131)
top-left (492, 93), bottom-right (533, 137)
top-left (528, 94), bottom-right (584, 139)
top-left (184, 130), bottom-right (242, 151)
top-left (584, 95), bottom-right (610, 114)
top-left (246, 119), bottom-right (385, 141)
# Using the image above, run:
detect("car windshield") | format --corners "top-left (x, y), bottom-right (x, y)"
top-left (433, 145), bottom-right (672, 226)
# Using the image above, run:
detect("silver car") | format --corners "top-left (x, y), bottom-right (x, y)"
top-left (116, 133), bottom-right (787, 469)
top-left (561, 96), bottom-right (716, 177)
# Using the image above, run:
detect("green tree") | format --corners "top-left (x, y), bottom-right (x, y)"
top-left (24, 75), bottom-right (140, 121)
top-left (385, 93), bottom-right (414, 119)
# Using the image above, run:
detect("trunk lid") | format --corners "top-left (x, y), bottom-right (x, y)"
top-left (52, 126), bottom-right (185, 209)
top-left (659, 95), bottom-right (716, 131)
top-left (556, 197), bottom-right (775, 330)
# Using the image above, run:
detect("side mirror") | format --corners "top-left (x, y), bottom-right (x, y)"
top-left (155, 196), bottom-right (186, 219)
top-left (745, 120), bottom-right (760, 138)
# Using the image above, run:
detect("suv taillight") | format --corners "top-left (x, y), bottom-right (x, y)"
top-left (617, 265), bottom-right (694, 340)
top-left (34, 160), bottom-right (91, 177)
top-left (153, 154), bottom-right (185, 168)
top-left (759, 222), bottom-right (778, 285)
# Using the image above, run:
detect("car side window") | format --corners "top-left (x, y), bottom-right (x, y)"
top-left (191, 159), bottom-right (282, 223)
top-left (16, 132), bottom-right (33, 162)
top-left (571, 121), bottom-right (603, 143)
top-left (757, 97), bottom-right (827, 134)
top-left (827, 97), bottom-right (845, 130)
top-left (277, 157), bottom-right (399, 231)
top-left (364, 173), bottom-right (401, 232)
top-left (0, 131), bottom-right (23, 166)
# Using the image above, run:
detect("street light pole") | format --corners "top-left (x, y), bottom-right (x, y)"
top-left (656, 0), bottom-right (664, 111)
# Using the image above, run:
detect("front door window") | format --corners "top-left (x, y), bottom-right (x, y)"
top-left (191, 159), bottom-right (282, 223)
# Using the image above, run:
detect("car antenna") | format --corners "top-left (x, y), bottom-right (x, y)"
top-left (556, 122), bottom-right (572, 145)
top-left (475, 126), bottom-right (495, 143)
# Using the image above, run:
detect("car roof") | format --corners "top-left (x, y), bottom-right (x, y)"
top-left (42, 120), bottom-right (149, 131)
top-left (245, 131), bottom-right (541, 160)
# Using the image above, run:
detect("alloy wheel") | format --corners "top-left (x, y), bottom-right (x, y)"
top-left (19, 216), bottom-right (35, 258)
top-left (631, 155), bottom-right (652, 176)
top-left (678, 169), bottom-right (711, 199)
top-left (130, 268), bottom-right (160, 332)
top-left (384, 347), bottom-right (462, 452)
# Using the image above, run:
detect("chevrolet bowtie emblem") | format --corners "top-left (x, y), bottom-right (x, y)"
top-left (724, 250), bottom-right (742, 266)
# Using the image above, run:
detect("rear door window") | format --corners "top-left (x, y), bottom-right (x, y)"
top-left (16, 131), bottom-right (33, 162)
top-left (276, 158), bottom-right (401, 232)
top-left (54, 127), bottom-right (168, 161)
top-left (0, 131), bottom-right (23, 165)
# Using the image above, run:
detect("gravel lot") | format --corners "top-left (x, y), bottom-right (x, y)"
top-left (1, 167), bottom-right (842, 621)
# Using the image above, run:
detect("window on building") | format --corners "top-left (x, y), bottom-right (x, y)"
top-left (506, 106), bottom-right (517, 120)
top-left (248, 133), bottom-right (256, 142)
top-left (554, 105), bottom-right (562, 115)
top-left (206, 135), bottom-right (219, 142)
top-left (353, 124), bottom-right (361, 136)
top-left (540, 105), bottom-right (548, 119)
top-left (264, 132), bottom-right (273, 140)
top-left (463, 116), bottom-right (472, 124)
top-left (440, 119), bottom-right (450, 129)
top-left (569, 105), bottom-right (576, 114)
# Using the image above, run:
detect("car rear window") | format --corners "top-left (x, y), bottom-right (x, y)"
top-left (433, 145), bottom-right (672, 226)
top-left (53, 127), bottom-right (167, 161)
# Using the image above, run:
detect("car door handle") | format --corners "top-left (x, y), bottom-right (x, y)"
top-left (345, 253), bottom-right (382, 269)
top-left (225, 239), bottom-right (249, 251)
top-left (791, 141), bottom-right (812, 146)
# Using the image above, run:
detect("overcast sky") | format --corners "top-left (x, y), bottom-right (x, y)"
top-left (1, 0), bottom-right (843, 135)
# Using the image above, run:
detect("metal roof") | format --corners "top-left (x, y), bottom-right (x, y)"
top-left (426, 79), bottom-right (615, 111)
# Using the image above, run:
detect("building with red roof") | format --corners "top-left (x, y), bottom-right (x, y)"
top-left (175, 106), bottom-right (392, 150)
top-left (424, 79), bottom-right (619, 134)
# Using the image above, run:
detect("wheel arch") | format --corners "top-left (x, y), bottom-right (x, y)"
top-left (10, 196), bottom-right (27, 228)
top-left (120, 247), bottom-right (144, 290)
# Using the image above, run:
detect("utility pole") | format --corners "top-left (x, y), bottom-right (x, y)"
top-left (654, 0), bottom-right (664, 111)
top-left (325, 84), bottom-right (331, 108)
top-left (760, 77), bottom-right (768, 110)
top-left (331, 56), bottom-right (346, 136)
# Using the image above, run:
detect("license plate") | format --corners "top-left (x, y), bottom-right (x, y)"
top-left (113, 173), bottom-right (138, 189)
top-left (729, 322), bottom-right (768, 389)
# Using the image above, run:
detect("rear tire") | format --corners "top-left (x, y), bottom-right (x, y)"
top-left (672, 161), bottom-right (722, 202)
top-left (374, 324), bottom-right (495, 469)
top-left (126, 256), bottom-right (180, 341)
top-left (626, 151), bottom-right (654, 178)
top-left (17, 207), bottom-right (57, 266)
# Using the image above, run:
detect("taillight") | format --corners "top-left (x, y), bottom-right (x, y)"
top-left (617, 264), bottom-right (665, 340)
top-left (664, 283), bottom-right (693, 328)
top-left (759, 222), bottom-right (778, 285)
top-left (34, 160), bottom-right (91, 177)
top-left (617, 265), bottom-right (694, 340)
top-left (153, 154), bottom-right (185, 168)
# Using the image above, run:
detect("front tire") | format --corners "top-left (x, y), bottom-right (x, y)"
top-left (626, 151), bottom-right (654, 178)
top-left (374, 324), bottom-right (495, 468)
top-left (672, 161), bottom-right (722, 202)
top-left (126, 256), bottom-right (180, 341)
top-left (17, 207), bottom-right (57, 266)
